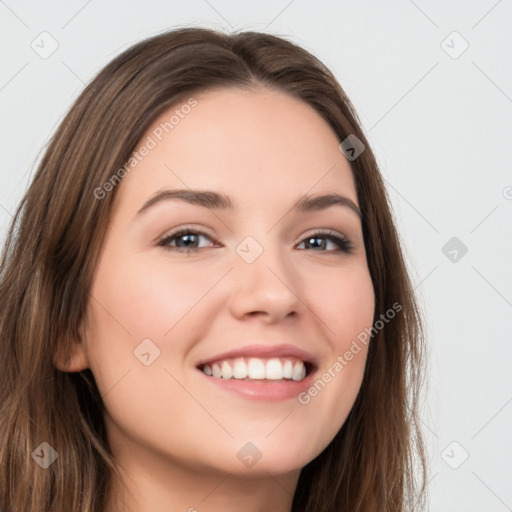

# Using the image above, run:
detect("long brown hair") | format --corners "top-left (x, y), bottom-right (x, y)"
top-left (0, 27), bottom-right (428, 511)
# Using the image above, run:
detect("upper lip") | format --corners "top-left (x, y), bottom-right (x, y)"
top-left (196, 343), bottom-right (317, 368)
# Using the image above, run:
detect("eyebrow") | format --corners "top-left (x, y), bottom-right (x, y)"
top-left (135, 189), bottom-right (361, 219)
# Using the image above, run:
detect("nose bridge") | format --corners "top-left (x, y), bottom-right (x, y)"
top-left (229, 230), bottom-right (301, 320)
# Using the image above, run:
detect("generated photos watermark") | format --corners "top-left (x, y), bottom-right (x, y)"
top-left (297, 301), bottom-right (402, 405)
top-left (93, 97), bottom-right (198, 200)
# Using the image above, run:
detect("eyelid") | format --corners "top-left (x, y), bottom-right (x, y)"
top-left (156, 225), bottom-right (221, 245)
top-left (298, 227), bottom-right (348, 242)
top-left (297, 228), bottom-right (354, 252)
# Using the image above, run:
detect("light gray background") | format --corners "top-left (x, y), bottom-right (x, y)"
top-left (1, 1), bottom-right (511, 510)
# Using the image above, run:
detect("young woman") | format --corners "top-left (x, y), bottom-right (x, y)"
top-left (0, 27), bottom-right (428, 512)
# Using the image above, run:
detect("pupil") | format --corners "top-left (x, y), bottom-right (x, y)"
top-left (179, 234), bottom-right (197, 248)
top-left (309, 237), bottom-right (324, 249)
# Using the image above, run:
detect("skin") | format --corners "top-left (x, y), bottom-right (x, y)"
top-left (57, 86), bottom-right (375, 512)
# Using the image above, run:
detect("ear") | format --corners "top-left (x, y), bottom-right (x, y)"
top-left (53, 332), bottom-right (90, 373)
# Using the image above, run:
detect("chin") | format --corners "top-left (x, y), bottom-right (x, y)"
top-left (204, 437), bottom-right (323, 477)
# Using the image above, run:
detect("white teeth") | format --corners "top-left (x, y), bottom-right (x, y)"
top-left (265, 358), bottom-right (283, 380)
top-left (233, 358), bottom-right (248, 379)
top-left (201, 357), bottom-right (308, 381)
top-left (291, 361), bottom-right (306, 381)
top-left (248, 358), bottom-right (266, 379)
top-left (221, 361), bottom-right (233, 379)
top-left (282, 360), bottom-right (293, 379)
top-left (212, 363), bottom-right (222, 379)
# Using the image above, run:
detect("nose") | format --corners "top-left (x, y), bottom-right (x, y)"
top-left (228, 240), bottom-right (303, 323)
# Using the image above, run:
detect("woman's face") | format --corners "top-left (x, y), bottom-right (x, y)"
top-left (79, 86), bottom-right (375, 477)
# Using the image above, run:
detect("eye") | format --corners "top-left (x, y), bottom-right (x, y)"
top-left (158, 227), bottom-right (353, 255)
top-left (296, 230), bottom-right (354, 254)
top-left (158, 228), bottom-right (220, 253)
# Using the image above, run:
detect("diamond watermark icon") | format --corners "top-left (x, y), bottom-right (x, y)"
top-left (339, 134), bottom-right (365, 161)
top-left (442, 236), bottom-right (468, 263)
top-left (31, 31), bottom-right (59, 59)
top-left (441, 441), bottom-right (469, 469)
top-left (237, 442), bottom-right (262, 468)
top-left (134, 338), bottom-right (161, 366)
top-left (32, 442), bottom-right (58, 469)
top-left (236, 236), bottom-right (264, 264)
top-left (441, 31), bottom-right (469, 59)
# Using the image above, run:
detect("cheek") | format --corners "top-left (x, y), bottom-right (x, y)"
top-left (83, 256), bottom-right (213, 456)
top-left (296, 264), bottom-right (374, 443)
top-left (84, 253), bottom-right (224, 394)
top-left (314, 263), bottom-right (375, 348)
top-left (88, 254), bottom-right (216, 341)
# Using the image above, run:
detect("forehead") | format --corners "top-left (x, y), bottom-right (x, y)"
top-left (115, 86), bottom-right (357, 213)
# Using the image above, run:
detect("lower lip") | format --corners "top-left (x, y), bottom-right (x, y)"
top-left (198, 369), bottom-right (317, 401)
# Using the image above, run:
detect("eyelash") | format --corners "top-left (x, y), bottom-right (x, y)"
top-left (157, 227), bottom-right (354, 255)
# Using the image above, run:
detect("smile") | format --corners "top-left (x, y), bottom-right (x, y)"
top-left (199, 356), bottom-right (309, 382)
